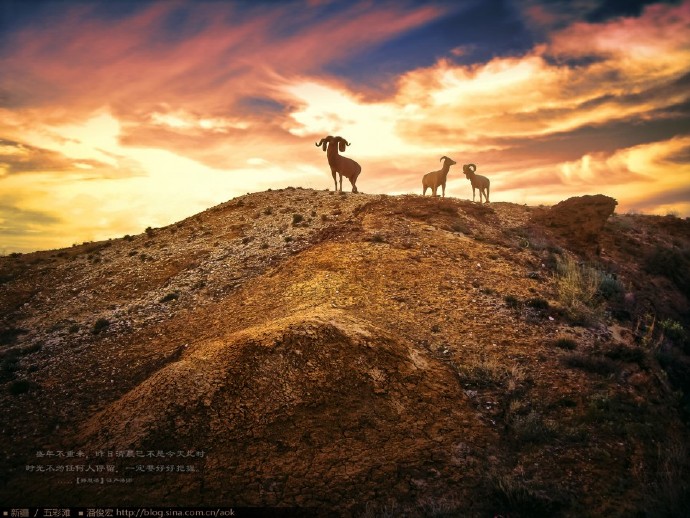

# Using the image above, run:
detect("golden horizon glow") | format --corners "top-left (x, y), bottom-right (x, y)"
top-left (1, 1), bottom-right (689, 253)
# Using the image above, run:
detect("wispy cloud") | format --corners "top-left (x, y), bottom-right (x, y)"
top-left (0, 0), bottom-right (689, 252)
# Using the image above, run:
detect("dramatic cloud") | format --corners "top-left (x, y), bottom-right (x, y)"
top-left (0, 0), bottom-right (688, 252)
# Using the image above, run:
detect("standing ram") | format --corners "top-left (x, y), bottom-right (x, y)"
top-left (463, 163), bottom-right (490, 203)
top-left (422, 156), bottom-right (456, 197)
top-left (315, 135), bottom-right (362, 193)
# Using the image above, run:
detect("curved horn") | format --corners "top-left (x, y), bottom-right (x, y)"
top-left (463, 163), bottom-right (477, 174)
top-left (338, 137), bottom-right (351, 152)
top-left (316, 136), bottom-right (333, 152)
top-left (440, 156), bottom-right (449, 163)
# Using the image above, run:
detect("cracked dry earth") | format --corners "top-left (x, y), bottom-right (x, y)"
top-left (1, 188), bottom-right (689, 516)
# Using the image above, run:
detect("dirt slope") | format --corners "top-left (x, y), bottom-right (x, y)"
top-left (1, 188), bottom-right (689, 516)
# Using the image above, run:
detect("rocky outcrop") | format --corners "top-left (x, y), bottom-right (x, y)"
top-left (535, 194), bottom-right (617, 254)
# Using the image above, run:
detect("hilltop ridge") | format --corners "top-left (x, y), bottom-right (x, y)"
top-left (1, 188), bottom-right (689, 516)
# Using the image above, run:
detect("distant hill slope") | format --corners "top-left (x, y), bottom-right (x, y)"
top-left (1, 188), bottom-right (689, 516)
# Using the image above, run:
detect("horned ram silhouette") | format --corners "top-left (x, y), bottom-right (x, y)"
top-left (463, 163), bottom-right (490, 203)
top-left (315, 135), bottom-right (362, 193)
top-left (422, 156), bottom-right (456, 197)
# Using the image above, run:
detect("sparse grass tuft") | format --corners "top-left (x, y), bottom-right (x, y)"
top-left (292, 213), bottom-right (304, 225)
top-left (504, 295), bottom-right (521, 309)
top-left (603, 343), bottom-right (647, 365)
top-left (160, 292), bottom-right (179, 303)
top-left (660, 319), bottom-right (688, 351)
top-left (526, 297), bottom-right (549, 310)
top-left (451, 355), bottom-right (522, 390)
top-left (487, 472), bottom-right (563, 517)
top-left (643, 437), bottom-right (690, 516)
top-left (511, 410), bottom-right (555, 443)
top-left (92, 318), bottom-right (110, 335)
top-left (553, 337), bottom-right (577, 350)
top-left (562, 352), bottom-right (617, 375)
top-left (555, 256), bottom-right (606, 326)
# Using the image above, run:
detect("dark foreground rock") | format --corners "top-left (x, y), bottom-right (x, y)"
top-left (534, 194), bottom-right (617, 254)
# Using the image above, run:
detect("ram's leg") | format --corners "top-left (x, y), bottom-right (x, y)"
top-left (331, 169), bottom-right (337, 191)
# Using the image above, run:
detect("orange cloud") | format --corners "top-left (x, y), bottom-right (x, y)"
top-left (1, 1), bottom-right (689, 253)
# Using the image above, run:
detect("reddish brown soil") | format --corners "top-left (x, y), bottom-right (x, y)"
top-left (0, 189), bottom-right (688, 516)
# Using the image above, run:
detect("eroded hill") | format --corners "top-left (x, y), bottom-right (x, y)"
top-left (1, 188), bottom-right (689, 516)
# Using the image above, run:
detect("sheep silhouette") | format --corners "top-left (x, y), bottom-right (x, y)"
top-left (315, 136), bottom-right (362, 193)
top-left (463, 164), bottom-right (490, 203)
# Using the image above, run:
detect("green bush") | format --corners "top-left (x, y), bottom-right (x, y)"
top-left (660, 319), bottom-right (688, 347)
top-left (598, 273), bottom-right (624, 301)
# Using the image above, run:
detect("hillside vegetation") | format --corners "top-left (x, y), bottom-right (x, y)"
top-left (1, 188), bottom-right (689, 516)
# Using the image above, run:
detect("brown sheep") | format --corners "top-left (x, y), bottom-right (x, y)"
top-left (315, 136), bottom-right (362, 193)
top-left (422, 156), bottom-right (456, 197)
top-left (463, 163), bottom-right (490, 203)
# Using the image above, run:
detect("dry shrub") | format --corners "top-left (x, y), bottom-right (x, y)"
top-left (555, 256), bottom-right (605, 326)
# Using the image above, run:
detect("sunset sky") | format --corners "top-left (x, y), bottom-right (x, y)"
top-left (1, 0), bottom-right (689, 253)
